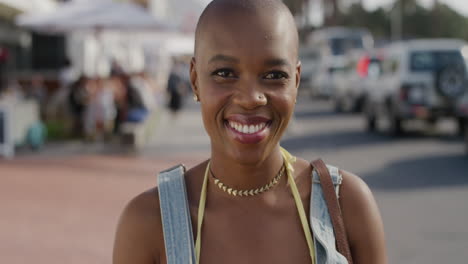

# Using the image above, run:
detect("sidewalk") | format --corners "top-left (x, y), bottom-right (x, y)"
top-left (143, 101), bottom-right (211, 157)
top-left (0, 102), bottom-right (210, 264)
top-left (0, 155), bottom-right (206, 264)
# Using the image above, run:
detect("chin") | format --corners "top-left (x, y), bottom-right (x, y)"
top-left (227, 144), bottom-right (277, 166)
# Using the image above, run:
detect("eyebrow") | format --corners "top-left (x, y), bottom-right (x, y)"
top-left (209, 54), bottom-right (239, 64)
top-left (264, 58), bottom-right (292, 68)
top-left (208, 54), bottom-right (292, 68)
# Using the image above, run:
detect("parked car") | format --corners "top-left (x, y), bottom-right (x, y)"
top-left (310, 59), bottom-right (346, 98)
top-left (333, 51), bottom-right (382, 112)
top-left (364, 39), bottom-right (468, 136)
top-left (306, 27), bottom-right (374, 98)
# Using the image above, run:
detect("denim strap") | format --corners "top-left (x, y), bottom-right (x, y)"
top-left (158, 164), bottom-right (196, 264)
top-left (310, 164), bottom-right (348, 264)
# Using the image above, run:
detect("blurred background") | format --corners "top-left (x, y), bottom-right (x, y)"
top-left (0, 0), bottom-right (467, 263)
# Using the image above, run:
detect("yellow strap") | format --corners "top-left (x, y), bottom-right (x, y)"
top-left (195, 161), bottom-right (210, 264)
top-left (195, 149), bottom-right (315, 264)
top-left (281, 148), bottom-right (316, 264)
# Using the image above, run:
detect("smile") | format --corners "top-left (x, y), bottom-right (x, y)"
top-left (224, 115), bottom-right (272, 144)
top-left (228, 121), bottom-right (267, 134)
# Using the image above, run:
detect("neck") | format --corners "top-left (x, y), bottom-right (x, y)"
top-left (209, 145), bottom-right (285, 191)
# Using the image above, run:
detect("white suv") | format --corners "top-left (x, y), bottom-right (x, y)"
top-left (364, 39), bottom-right (468, 136)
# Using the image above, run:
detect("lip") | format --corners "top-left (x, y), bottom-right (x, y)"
top-left (225, 114), bottom-right (271, 124)
top-left (224, 115), bottom-right (272, 144)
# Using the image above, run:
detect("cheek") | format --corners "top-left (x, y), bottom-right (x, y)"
top-left (270, 89), bottom-right (296, 116)
top-left (199, 83), bottom-right (231, 133)
top-left (271, 90), bottom-right (297, 135)
top-left (200, 101), bottom-right (221, 141)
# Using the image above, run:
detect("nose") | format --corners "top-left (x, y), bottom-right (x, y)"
top-left (232, 83), bottom-right (267, 109)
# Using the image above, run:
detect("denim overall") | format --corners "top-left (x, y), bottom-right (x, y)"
top-left (158, 164), bottom-right (348, 264)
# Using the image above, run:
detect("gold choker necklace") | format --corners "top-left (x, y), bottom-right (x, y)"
top-left (210, 165), bottom-right (285, 197)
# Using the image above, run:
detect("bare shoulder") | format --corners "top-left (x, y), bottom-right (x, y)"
top-left (339, 170), bottom-right (375, 209)
top-left (339, 170), bottom-right (388, 264)
top-left (113, 187), bottom-right (164, 264)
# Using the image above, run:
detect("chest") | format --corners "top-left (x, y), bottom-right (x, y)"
top-left (191, 197), bottom-right (312, 264)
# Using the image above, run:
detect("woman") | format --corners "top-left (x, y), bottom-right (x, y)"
top-left (113, 0), bottom-right (387, 263)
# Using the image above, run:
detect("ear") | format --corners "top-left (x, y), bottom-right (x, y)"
top-left (190, 57), bottom-right (199, 96)
top-left (295, 60), bottom-right (302, 90)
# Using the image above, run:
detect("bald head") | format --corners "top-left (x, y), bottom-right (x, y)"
top-left (194, 0), bottom-right (299, 60)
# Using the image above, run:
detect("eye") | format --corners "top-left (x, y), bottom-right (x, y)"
top-left (211, 68), bottom-right (236, 78)
top-left (264, 71), bottom-right (289, 80)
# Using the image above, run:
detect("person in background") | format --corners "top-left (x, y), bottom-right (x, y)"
top-left (112, 73), bottom-right (149, 133)
top-left (130, 72), bottom-right (156, 111)
top-left (27, 75), bottom-right (48, 119)
top-left (59, 57), bottom-right (76, 90)
top-left (110, 73), bottom-right (126, 135)
top-left (83, 78), bottom-right (99, 141)
top-left (95, 78), bottom-right (117, 139)
top-left (68, 76), bottom-right (89, 138)
top-left (166, 60), bottom-right (187, 118)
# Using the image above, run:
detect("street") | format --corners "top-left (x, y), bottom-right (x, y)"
top-left (286, 98), bottom-right (468, 264)
top-left (1, 96), bottom-right (468, 263)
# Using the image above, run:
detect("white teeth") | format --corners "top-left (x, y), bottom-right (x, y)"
top-left (229, 121), bottom-right (267, 134)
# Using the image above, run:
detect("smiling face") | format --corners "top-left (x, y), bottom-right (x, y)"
top-left (191, 2), bottom-right (300, 165)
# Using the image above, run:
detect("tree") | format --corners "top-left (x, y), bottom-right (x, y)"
top-left (339, 3), bottom-right (390, 40)
top-left (337, 0), bottom-right (468, 42)
top-left (323, 0), bottom-right (339, 26)
top-left (288, 0), bottom-right (468, 42)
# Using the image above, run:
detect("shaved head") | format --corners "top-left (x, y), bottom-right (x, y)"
top-left (194, 0), bottom-right (299, 61)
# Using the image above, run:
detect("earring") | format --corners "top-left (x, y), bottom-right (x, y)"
top-left (193, 94), bottom-right (200, 102)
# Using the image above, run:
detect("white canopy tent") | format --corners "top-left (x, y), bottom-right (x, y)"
top-left (61, 2), bottom-right (171, 31)
top-left (17, 0), bottom-right (101, 32)
top-left (17, 0), bottom-right (170, 33)
top-left (0, 0), bottom-right (56, 14)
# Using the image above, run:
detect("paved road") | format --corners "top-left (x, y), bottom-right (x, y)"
top-left (1, 96), bottom-right (467, 263)
top-left (285, 99), bottom-right (468, 264)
